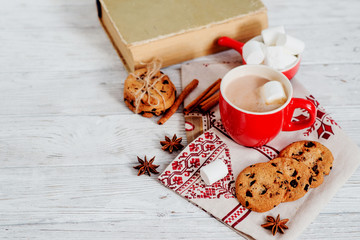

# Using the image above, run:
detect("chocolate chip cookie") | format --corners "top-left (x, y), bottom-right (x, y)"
top-left (124, 68), bottom-right (176, 118)
top-left (235, 162), bottom-right (291, 212)
top-left (269, 157), bottom-right (312, 202)
top-left (278, 141), bottom-right (333, 188)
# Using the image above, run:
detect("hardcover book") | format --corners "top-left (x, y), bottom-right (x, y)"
top-left (96, 0), bottom-right (268, 72)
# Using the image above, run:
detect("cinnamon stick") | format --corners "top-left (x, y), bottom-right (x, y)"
top-left (158, 79), bottom-right (199, 125)
top-left (183, 78), bottom-right (221, 115)
top-left (199, 92), bottom-right (220, 112)
top-left (199, 91), bottom-right (219, 107)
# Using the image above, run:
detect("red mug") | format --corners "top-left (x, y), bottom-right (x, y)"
top-left (219, 65), bottom-right (316, 147)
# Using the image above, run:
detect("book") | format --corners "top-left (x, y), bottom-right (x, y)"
top-left (96, 0), bottom-right (268, 72)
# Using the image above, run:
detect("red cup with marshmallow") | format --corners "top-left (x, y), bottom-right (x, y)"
top-left (217, 26), bottom-right (304, 80)
top-left (219, 65), bottom-right (316, 147)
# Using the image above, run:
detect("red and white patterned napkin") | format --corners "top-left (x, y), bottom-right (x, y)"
top-left (158, 61), bottom-right (360, 240)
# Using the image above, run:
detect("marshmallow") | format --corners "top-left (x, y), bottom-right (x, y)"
top-left (281, 50), bottom-right (298, 69)
top-left (200, 159), bottom-right (228, 185)
top-left (243, 41), bottom-right (265, 64)
top-left (260, 80), bottom-right (287, 105)
top-left (276, 33), bottom-right (305, 55)
top-left (261, 26), bottom-right (285, 46)
top-left (264, 46), bottom-right (298, 70)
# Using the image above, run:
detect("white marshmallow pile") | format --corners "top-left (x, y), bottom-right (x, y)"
top-left (242, 26), bottom-right (305, 70)
top-left (262, 26), bottom-right (285, 46)
top-left (260, 80), bottom-right (287, 105)
top-left (242, 41), bottom-right (265, 65)
top-left (200, 159), bottom-right (229, 185)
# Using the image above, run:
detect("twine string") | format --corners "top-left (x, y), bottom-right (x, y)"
top-left (130, 59), bottom-right (166, 114)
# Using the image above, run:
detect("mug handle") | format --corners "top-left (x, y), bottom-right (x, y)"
top-left (282, 98), bottom-right (317, 131)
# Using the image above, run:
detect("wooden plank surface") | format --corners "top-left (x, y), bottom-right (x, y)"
top-left (0, 0), bottom-right (359, 239)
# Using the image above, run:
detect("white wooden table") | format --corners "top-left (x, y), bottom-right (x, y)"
top-left (1, 0), bottom-right (359, 239)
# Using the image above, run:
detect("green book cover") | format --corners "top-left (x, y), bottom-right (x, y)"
top-left (97, 0), bottom-right (267, 71)
top-left (101, 0), bottom-right (266, 45)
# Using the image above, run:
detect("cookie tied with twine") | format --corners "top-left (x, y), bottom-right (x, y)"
top-left (124, 59), bottom-right (176, 118)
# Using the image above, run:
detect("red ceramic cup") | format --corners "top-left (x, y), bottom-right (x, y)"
top-left (219, 65), bottom-right (316, 147)
top-left (217, 36), bottom-right (301, 80)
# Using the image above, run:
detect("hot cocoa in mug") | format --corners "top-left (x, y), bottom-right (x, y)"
top-left (219, 65), bottom-right (316, 147)
top-left (224, 75), bottom-right (286, 113)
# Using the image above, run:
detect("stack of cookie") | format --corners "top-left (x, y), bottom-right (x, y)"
top-left (124, 68), bottom-right (176, 118)
top-left (235, 141), bottom-right (334, 212)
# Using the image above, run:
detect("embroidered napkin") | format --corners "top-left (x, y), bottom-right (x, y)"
top-left (158, 61), bottom-right (360, 240)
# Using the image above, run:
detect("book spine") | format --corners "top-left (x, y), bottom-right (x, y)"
top-left (96, 0), bottom-right (102, 18)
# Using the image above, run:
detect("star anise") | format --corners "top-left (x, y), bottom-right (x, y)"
top-left (133, 156), bottom-right (159, 176)
top-left (261, 214), bottom-right (289, 236)
top-left (160, 134), bottom-right (184, 153)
